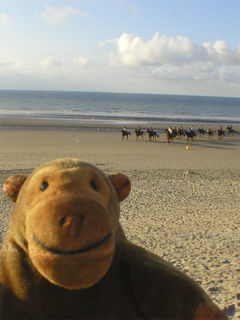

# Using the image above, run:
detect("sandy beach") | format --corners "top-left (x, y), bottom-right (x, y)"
top-left (0, 124), bottom-right (239, 319)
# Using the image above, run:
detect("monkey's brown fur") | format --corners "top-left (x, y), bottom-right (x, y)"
top-left (0, 158), bottom-right (228, 319)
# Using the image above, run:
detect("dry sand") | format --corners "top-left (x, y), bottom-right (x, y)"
top-left (0, 127), bottom-right (240, 319)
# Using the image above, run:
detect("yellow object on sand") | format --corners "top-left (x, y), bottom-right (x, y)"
top-left (186, 146), bottom-right (190, 150)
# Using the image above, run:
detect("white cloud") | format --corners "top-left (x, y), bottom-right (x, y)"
top-left (99, 33), bottom-right (240, 96)
top-left (41, 56), bottom-right (62, 69)
top-left (73, 56), bottom-right (91, 68)
top-left (203, 40), bottom-right (240, 65)
top-left (0, 58), bottom-right (30, 72)
top-left (1, 30), bottom-right (239, 96)
top-left (0, 13), bottom-right (16, 27)
top-left (40, 5), bottom-right (90, 24)
top-left (149, 63), bottom-right (240, 94)
top-left (14, 59), bottom-right (29, 71)
top-left (102, 32), bottom-right (240, 67)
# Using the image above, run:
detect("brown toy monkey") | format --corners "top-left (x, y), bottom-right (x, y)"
top-left (0, 158), bottom-right (228, 319)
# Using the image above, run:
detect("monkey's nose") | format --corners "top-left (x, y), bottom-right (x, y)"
top-left (59, 215), bottom-right (84, 228)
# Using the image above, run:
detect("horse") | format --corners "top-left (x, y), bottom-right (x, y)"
top-left (146, 129), bottom-right (159, 141)
top-left (165, 129), bottom-right (176, 144)
top-left (207, 129), bottom-right (214, 139)
top-left (226, 126), bottom-right (235, 136)
top-left (177, 128), bottom-right (184, 139)
top-left (216, 130), bottom-right (226, 140)
top-left (184, 130), bottom-right (197, 141)
top-left (135, 129), bottom-right (145, 140)
top-left (197, 128), bottom-right (206, 137)
top-left (121, 130), bottom-right (131, 140)
top-left (172, 128), bottom-right (178, 138)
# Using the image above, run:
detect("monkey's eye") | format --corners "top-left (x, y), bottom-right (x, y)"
top-left (90, 180), bottom-right (99, 191)
top-left (40, 181), bottom-right (48, 191)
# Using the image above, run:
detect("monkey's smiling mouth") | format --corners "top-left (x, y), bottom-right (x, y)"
top-left (32, 233), bottom-right (112, 256)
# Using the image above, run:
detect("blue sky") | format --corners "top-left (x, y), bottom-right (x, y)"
top-left (0, 0), bottom-right (239, 97)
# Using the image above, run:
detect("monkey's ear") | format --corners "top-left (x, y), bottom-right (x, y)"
top-left (108, 173), bottom-right (131, 202)
top-left (2, 175), bottom-right (27, 203)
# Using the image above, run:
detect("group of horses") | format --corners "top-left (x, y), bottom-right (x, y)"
top-left (121, 125), bottom-right (236, 143)
top-left (121, 128), bottom-right (159, 141)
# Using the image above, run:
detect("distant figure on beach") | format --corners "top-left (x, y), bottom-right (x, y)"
top-left (165, 128), bottom-right (175, 143)
top-left (135, 126), bottom-right (144, 140)
top-left (197, 126), bottom-right (206, 137)
top-left (121, 126), bottom-right (131, 140)
top-left (147, 127), bottom-right (159, 141)
top-left (184, 126), bottom-right (197, 141)
top-left (217, 126), bottom-right (226, 140)
top-left (177, 126), bottom-right (184, 139)
top-left (226, 125), bottom-right (235, 136)
top-left (173, 127), bottom-right (178, 136)
top-left (207, 127), bottom-right (214, 139)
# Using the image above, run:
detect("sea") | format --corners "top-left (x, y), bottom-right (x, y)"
top-left (0, 90), bottom-right (239, 130)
